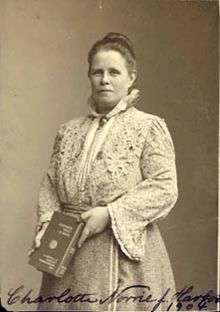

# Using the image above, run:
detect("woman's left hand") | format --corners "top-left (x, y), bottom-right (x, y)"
top-left (78, 206), bottom-right (110, 248)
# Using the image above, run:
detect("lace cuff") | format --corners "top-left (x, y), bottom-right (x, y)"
top-left (35, 211), bottom-right (54, 234)
top-left (108, 203), bottom-right (144, 261)
top-left (108, 202), bottom-right (146, 261)
top-left (38, 211), bottom-right (54, 226)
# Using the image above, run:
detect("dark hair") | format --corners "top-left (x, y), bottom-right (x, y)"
top-left (88, 32), bottom-right (137, 76)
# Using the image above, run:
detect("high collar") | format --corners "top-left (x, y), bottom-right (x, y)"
top-left (87, 88), bottom-right (140, 120)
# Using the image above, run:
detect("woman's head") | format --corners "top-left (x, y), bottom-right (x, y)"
top-left (88, 33), bottom-right (137, 113)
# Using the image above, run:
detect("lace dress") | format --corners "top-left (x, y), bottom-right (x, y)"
top-left (36, 92), bottom-right (178, 311)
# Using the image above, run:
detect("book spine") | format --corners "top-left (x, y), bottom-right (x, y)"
top-left (55, 222), bottom-right (85, 277)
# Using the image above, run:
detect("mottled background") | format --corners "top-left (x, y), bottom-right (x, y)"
top-left (0, 0), bottom-right (218, 311)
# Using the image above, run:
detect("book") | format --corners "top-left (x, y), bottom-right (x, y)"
top-left (28, 211), bottom-right (85, 278)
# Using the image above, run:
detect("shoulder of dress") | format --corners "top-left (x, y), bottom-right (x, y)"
top-left (123, 108), bottom-right (175, 151)
top-left (126, 107), bottom-right (166, 128)
top-left (58, 116), bottom-right (89, 133)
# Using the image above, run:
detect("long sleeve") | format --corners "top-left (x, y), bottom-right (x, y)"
top-left (108, 118), bottom-right (178, 261)
top-left (37, 124), bottom-right (66, 228)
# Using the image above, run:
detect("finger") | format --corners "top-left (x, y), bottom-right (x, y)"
top-left (78, 227), bottom-right (89, 248)
top-left (81, 211), bottom-right (92, 221)
top-left (35, 237), bottom-right (41, 248)
top-left (28, 248), bottom-right (35, 256)
top-left (78, 227), bottom-right (90, 248)
top-left (35, 229), bottom-right (45, 248)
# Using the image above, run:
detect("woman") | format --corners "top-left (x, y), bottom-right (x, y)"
top-left (32, 32), bottom-right (178, 311)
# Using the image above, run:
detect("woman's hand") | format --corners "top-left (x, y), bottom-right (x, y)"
top-left (78, 206), bottom-right (110, 248)
top-left (28, 222), bottom-right (49, 256)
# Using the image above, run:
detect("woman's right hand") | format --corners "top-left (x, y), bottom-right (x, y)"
top-left (28, 222), bottom-right (49, 256)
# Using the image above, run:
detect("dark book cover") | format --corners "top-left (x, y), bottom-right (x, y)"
top-left (28, 211), bottom-right (85, 278)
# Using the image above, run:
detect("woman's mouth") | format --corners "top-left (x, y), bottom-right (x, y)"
top-left (98, 90), bottom-right (113, 93)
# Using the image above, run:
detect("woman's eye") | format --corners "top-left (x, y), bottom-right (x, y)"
top-left (110, 69), bottom-right (120, 75)
top-left (91, 70), bottom-right (102, 76)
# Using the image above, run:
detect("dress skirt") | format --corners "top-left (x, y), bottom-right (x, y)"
top-left (37, 222), bottom-right (177, 311)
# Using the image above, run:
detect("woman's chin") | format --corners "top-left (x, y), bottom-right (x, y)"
top-left (95, 100), bottom-right (118, 113)
top-left (95, 97), bottom-right (116, 106)
top-left (96, 93), bottom-right (114, 101)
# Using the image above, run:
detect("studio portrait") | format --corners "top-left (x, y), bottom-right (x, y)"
top-left (0, 1), bottom-right (218, 311)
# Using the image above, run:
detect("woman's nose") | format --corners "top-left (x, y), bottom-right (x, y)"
top-left (100, 72), bottom-right (110, 84)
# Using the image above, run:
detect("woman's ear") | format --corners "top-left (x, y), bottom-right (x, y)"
top-left (129, 70), bottom-right (137, 88)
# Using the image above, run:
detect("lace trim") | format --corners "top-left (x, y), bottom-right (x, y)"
top-left (38, 211), bottom-right (54, 226)
top-left (108, 203), bottom-right (141, 261)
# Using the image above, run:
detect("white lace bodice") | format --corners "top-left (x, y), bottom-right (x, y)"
top-left (37, 105), bottom-right (178, 261)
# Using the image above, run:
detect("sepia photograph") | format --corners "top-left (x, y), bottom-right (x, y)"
top-left (0, 0), bottom-right (219, 311)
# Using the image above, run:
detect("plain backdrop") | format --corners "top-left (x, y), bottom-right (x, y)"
top-left (0, 0), bottom-right (218, 311)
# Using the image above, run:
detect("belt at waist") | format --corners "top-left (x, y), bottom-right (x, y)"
top-left (61, 202), bottom-right (89, 217)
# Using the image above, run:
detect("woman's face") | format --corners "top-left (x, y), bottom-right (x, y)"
top-left (89, 50), bottom-right (136, 113)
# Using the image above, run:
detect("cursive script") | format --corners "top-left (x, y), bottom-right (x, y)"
top-left (173, 285), bottom-right (220, 310)
top-left (7, 284), bottom-right (220, 311)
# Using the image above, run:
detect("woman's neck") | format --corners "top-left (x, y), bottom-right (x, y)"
top-left (95, 102), bottom-right (117, 115)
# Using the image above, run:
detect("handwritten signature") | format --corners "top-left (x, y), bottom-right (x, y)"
top-left (7, 284), bottom-right (220, 311)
